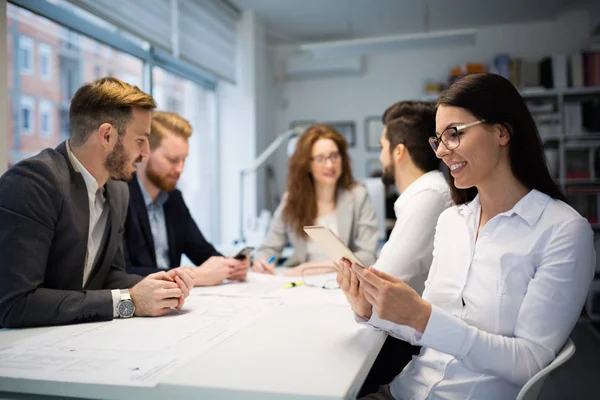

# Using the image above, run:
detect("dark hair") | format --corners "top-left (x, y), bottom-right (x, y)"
top-left (437, 73), bottom-right (566, 204)
top-left (382, 100), bottom-right (436, 125)
top-left (382, 101), bottom-right (439, 172)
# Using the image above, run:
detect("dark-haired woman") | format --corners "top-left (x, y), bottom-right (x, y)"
top-left (338, 73), bottom-right (595, 399)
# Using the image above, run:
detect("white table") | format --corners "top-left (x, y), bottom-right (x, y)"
top-left (0, 278), bottom-right (386, 399)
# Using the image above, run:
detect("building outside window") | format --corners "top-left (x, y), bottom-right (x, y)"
top-left (38, 42), bottom-right (52, 81)
top-left (7, 3), bottom-right (142, 164)
top-left (39, 100), bottom-right (53, 139)
top-left (19, 96), bottom-right (35, 136)
top-left (18, 36), bottom-right (34, 75)
top-left (6, 1), bottom-right (221, 241)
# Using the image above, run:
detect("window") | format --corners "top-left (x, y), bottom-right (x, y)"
top-left (94, 41), bottom-right (102, 56)
top-left (7, 3), bottom-right (143, 165)
top-left (152, 66), bottom-right (219, 242)
top-left (20, 97), bottom-right (35, 136)
top-left (38, 43), bottom-right (52, 81)
top-left (39, 100), bottom-right (53, 139)
top-left (60, 109), bottom-right (71, 142)
top-left (18, 36), bottom-right (34, 75)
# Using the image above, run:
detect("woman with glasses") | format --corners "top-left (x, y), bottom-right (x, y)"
top-left (338, 73), bottom-right (595, 399)
top-left (252, 123), bottom-right (378, 276)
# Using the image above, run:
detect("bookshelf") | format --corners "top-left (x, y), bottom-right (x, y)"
top-left (422, 86), bottom-right (600, 230)
top-left (523, 87), bottom-right (600, 221)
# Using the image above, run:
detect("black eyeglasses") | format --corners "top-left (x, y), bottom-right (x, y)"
top-left (428, 120), bottom-right (486, 152)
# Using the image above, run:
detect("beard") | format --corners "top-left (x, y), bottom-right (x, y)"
top-left (381, 162), bottom-right (395, 186)
top-left (105, 137), bottom-right (141, 182)
top-left (146, 157), bottom-right (179, 192)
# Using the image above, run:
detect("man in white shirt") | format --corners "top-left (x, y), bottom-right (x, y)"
top-left (0, 77), bottom-right (194, 328)
top-left (375, 101), bottom-right (452, 294)
top-left (355, 101), bottom-right (452, 395)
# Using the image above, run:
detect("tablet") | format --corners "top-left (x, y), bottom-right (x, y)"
top-left (303, 225), bottom-right (366, 268)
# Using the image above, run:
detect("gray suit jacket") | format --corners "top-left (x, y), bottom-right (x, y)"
top-left (255, 185), bottom-right (379, 267)
top-left (0, 142), bottom-right (142, 328)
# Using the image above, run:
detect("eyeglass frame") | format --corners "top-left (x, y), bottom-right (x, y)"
top-left (428, 119), bottom-right (486, 152)
top-left (300, 266), bottom-right (340, 290)
top-left (311, 151), bottom-right (341, 165)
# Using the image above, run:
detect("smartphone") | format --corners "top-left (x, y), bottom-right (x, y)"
top-left (233, 246), bottom-right (254, 260)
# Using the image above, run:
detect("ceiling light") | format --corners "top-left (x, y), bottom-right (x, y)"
top-left (299, 29), bottom-right (477, 57)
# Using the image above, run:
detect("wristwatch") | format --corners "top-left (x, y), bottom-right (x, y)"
top-left (117, 289), bottom-right (135, 318)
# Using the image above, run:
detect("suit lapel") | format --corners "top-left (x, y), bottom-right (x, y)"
top-left (57, 142), bottom-right (90, 287)
top-left (336, 189), bottom-right (352, 245)
top-left (130, 178), bottom-right (156, 264)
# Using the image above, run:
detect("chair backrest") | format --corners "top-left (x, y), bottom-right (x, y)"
top-left (516, 338), bottom-right (576, 400)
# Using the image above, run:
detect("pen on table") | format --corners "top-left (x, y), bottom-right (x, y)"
top-left (282, 280), bottom-right (305, 289)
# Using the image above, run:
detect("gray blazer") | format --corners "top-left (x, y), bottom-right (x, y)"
top-left (255, 185), bottom-right (379, 267)
top-left (0, 142), bottom-right (142, 328)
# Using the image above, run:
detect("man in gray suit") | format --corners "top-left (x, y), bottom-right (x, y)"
top-left (0, 77), bottom-right (194, 328)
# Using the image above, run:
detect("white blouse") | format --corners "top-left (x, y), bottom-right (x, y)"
top-left (364, 189), bottom-right (595, 400)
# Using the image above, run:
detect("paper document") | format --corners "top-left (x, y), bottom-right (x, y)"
top-left (192, 272), bottom-right (290, 298)
top-left (193, 272), bottom-right (348, 306)
top-left (0, 297), bottom-right (281, 387)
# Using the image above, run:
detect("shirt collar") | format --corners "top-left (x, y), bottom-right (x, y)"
top-left (66, 140), bottom-right (100, 196)
top-left (457, 189), bottom-right (549, 227)
top-left (137, 174), bottom-right (169, 207)
top-left (394, 170), bottom-right (447, 212)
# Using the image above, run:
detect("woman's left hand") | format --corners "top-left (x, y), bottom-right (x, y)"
top-left (352, 264), bottom-right (432, 333)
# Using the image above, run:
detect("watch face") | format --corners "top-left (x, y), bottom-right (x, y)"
top-left (118, 301), bottom-right (135, 317)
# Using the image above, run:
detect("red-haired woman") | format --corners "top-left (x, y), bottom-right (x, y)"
top-left (252, 124), bottom-right (379, 276)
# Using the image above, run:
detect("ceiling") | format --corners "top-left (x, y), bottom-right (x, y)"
top-left (227, 0), bottom-right (581, 44)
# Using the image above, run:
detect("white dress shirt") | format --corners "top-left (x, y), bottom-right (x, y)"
top-left (364, 189), bottom-right (595, 399)
top-left (66, 141), bottom-right (121, 316)
top-left (374, 170), bottom-right (451, 294)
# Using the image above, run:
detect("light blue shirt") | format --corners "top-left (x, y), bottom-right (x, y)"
top-left (137, 175), bottom-right (170, 270)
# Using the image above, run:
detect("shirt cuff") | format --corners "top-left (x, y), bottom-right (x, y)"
top-left (359, 310), bottom-right (418, 343)
top-left (417, 304), bottom-right (475, 359)
top-left (111, 289), bottom-right (120, 318)
top-left (354, 311), bottom-right (371, 324)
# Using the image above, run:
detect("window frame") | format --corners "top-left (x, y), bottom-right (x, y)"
top-left (10, 0), bottom-right (222, 241)
top-left (19, 96), bottom-right (35, 136)
top-left (18, 35), bottom-right (34, 76)
top-left (38, 42), bottom-right (52, 81)
top-left (38, 99), bottom-right (53, 139)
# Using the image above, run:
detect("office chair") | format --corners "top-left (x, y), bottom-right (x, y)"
top-left (516, 338), bottom-right (576, 400)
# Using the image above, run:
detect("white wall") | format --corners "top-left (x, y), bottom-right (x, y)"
top-left (0, 0), bottom-right (7, 174)
top-left (271, 8), bottom-right (592, 192)
top-left (219, 12), bottom-right (273, 247)
top-left (254, 17), bottom-right (277, 215)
